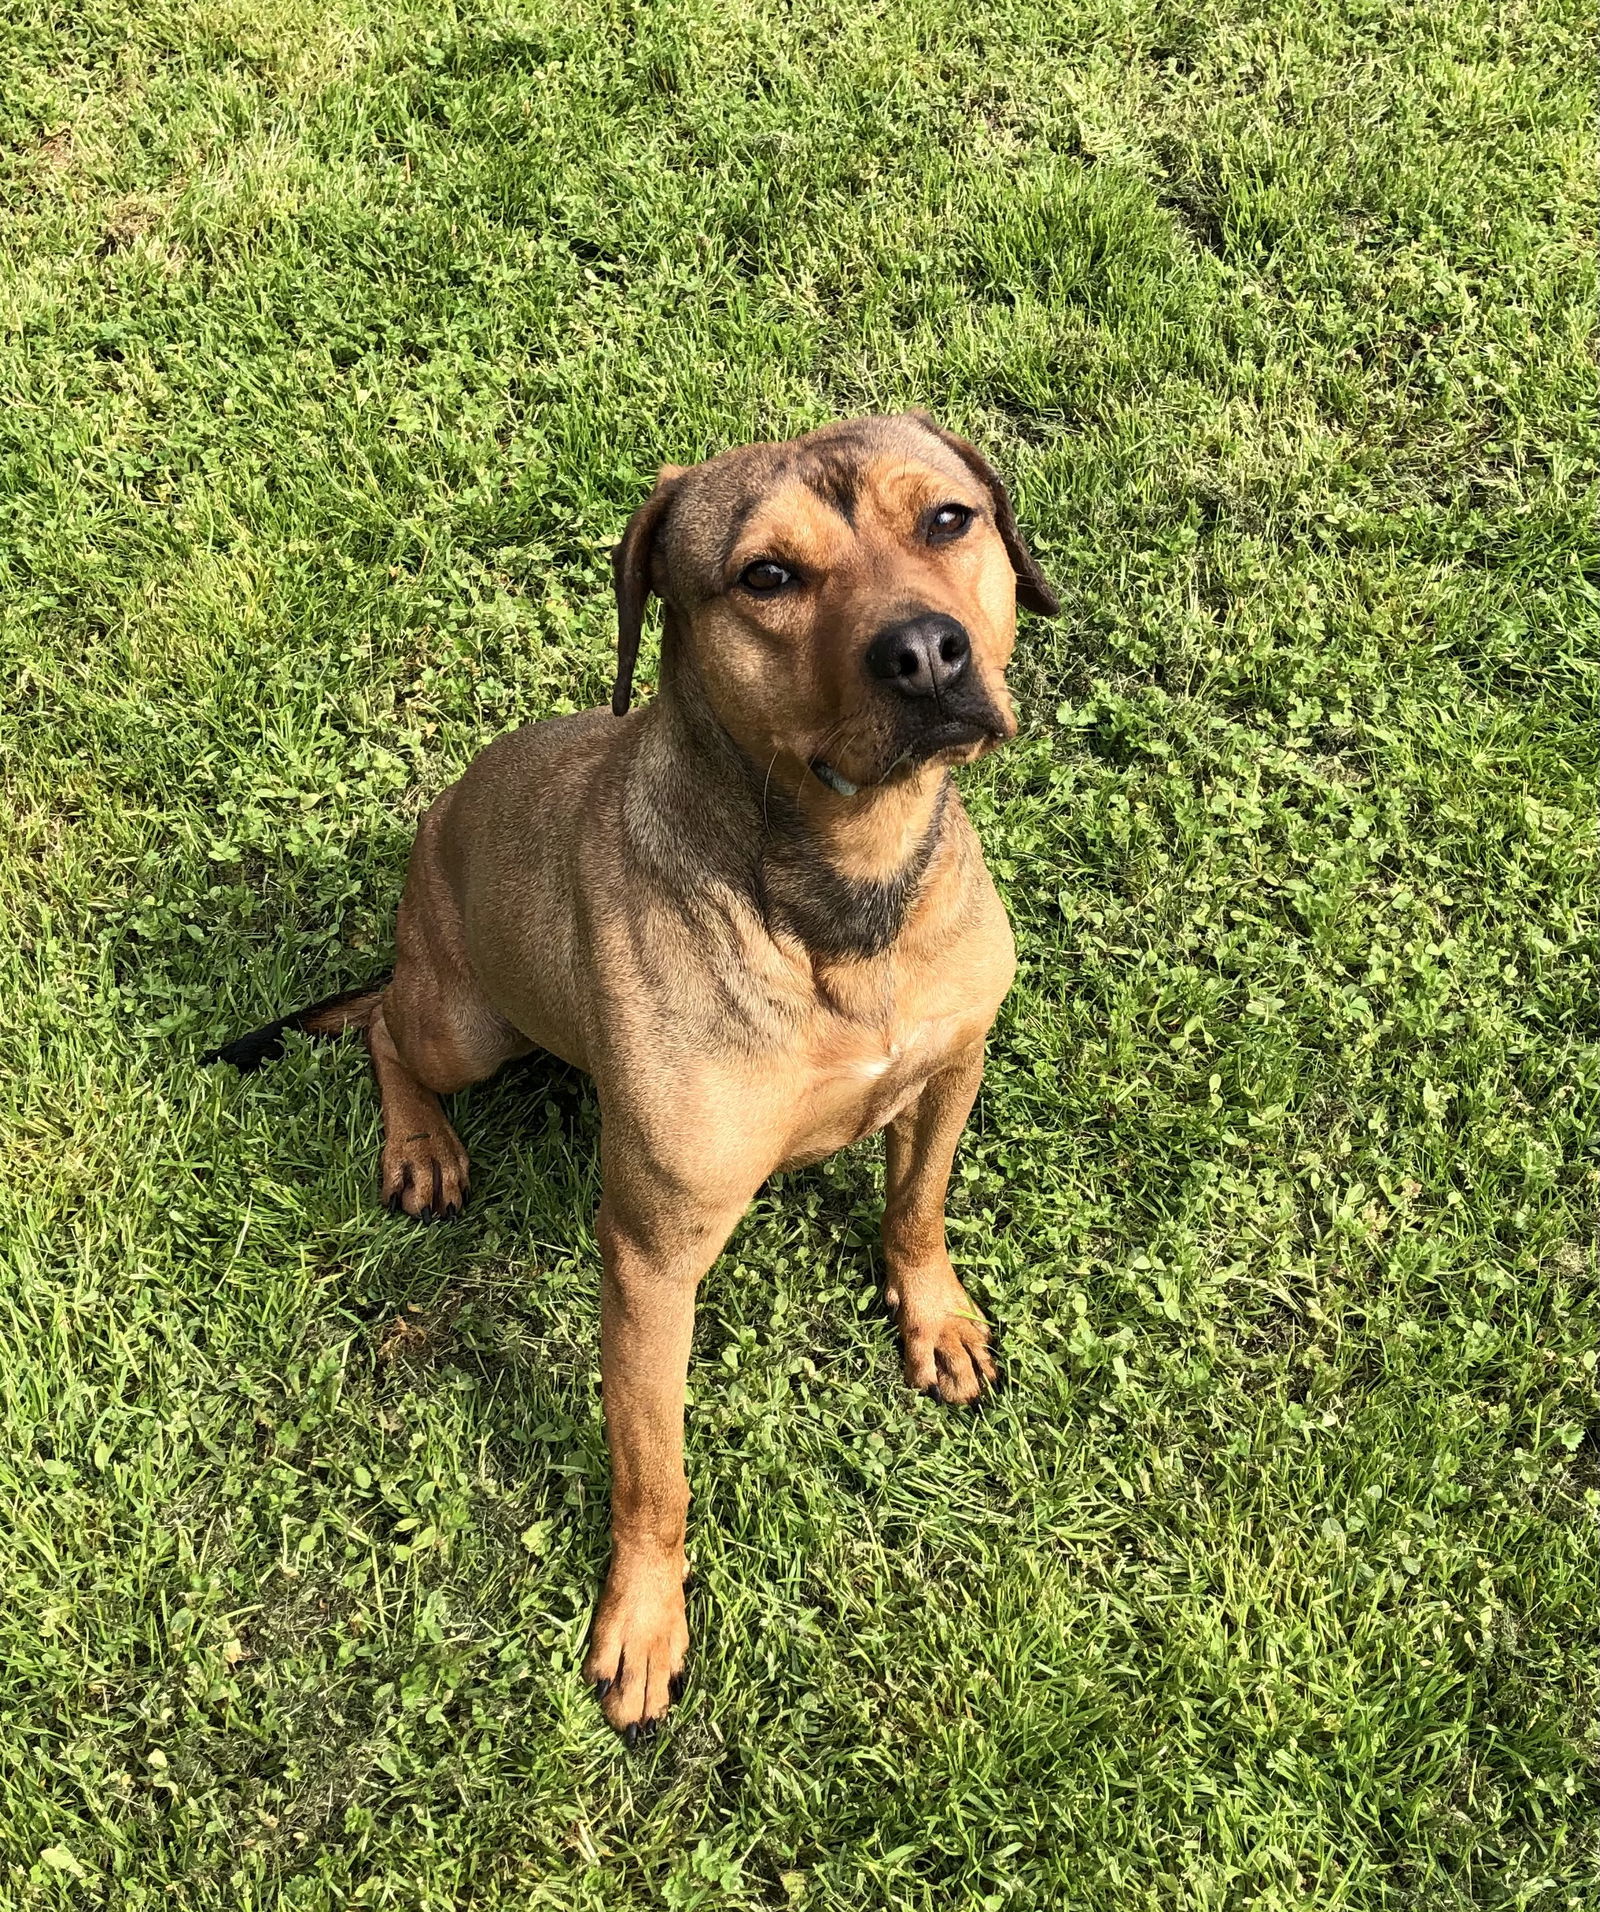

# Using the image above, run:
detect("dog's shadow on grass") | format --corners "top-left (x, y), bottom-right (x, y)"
top-left (195, 902), bottom-right (892, 1506)
top-left (307, 1048), bottom-right (617, 1561)
top-left (333, 1042), bottom-right (603, 1318)
top-left (328, 1040), bottom-right (889, 1429)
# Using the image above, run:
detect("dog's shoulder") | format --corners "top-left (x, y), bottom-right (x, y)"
top-left (456, 703), bottom-right (623, 794)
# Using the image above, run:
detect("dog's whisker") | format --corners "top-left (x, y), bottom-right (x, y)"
top-left (760, 747), bottom-right (782, 835)
top-left (805, 711), bottom-right (866, 779)
top-left (807, 711), bottom-right (855, 761)
top-left (809, 719), bottom-right (872, 801)
top-left (762, 713), bottom-right (864, 833)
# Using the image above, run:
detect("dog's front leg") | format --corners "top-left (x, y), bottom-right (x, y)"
top-left (582, 1186), bottom-right (745, 1738)
top-left (881, 1041), bottom-right (998, 1405)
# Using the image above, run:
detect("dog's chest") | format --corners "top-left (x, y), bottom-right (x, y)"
top-left (778, 979), bottom-right (985, 1166)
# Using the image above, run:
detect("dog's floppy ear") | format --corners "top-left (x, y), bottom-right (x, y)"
top-left (907, 410), bottom-right (1059, 617)
top-left (611, 463), bottom-right (686, 716)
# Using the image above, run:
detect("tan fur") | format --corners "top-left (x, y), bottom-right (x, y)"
top-left (350, 412), bottom-right (1055, 1734)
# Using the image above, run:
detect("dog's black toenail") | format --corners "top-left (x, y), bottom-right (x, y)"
top-left (417, 1204), bottom-right (433, 1225)
top-left (669, 1672), bottom-right (685, 1701)
top-left (385, 1193), bottom-right (402, 1215)
top-left (593, 1676), bottom-right (612, 1700)
top-left (624, 1722), bottom-right (639, 1748)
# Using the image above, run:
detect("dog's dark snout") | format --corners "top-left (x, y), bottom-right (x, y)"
top-left (865, 614), bottom-right (971, 699)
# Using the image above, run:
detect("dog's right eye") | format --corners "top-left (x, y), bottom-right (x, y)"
top-left (738, 559), bottom-right (794, 594)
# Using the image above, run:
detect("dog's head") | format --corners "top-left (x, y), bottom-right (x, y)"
top-left (612, 412), bottom-right (1058, 795)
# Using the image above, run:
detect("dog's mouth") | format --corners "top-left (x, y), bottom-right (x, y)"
top-left (810, 719), bottom-right (1003, 798)
top-left (908, 717), bottom-right (997, 758)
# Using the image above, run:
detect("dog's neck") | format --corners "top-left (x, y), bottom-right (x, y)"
top-left (627, 652), bottom-right (951, 964)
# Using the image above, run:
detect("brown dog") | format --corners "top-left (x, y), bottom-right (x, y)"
top-left (209, 410), bottom-right (1057, 1736)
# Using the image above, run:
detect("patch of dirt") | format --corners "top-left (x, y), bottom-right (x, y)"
top-left (100, 197), bottom-right (158, 254)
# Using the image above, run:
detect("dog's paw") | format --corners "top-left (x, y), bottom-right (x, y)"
top-left (381, 1124), bottom-right (469, 1222)
top-left (584, 1556), bottom-right (689, 1741)
top-left (893, 1293), bottom-right (997, 1405)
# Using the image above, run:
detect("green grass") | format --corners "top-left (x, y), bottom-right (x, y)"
top-left (2, 0), bottom-right (1598, 1903)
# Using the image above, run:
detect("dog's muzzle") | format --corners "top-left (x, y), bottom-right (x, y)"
top-left (810, 614), bottom-right (1009, 797)
top-left (871, 613), bottom-right (1008, 762)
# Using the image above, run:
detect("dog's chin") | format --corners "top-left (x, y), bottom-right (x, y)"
top-left (895, 717), bottom-right (1009, 775)
top-left (811, 714), bottom-right (1012, 796)
top-left (927, 718), bottom-right (1002, 757)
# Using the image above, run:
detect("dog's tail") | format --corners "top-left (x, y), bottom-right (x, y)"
top-left (202, 977), bottom-right (390, 1074)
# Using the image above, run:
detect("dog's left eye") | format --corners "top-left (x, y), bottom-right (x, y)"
top-left (738, 559), bottom-right (794, 594)
top-left (928, 503), bottom-right (974, 541)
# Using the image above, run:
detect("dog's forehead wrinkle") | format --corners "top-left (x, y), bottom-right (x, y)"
top-left (719, 478), bottom-right (855, 574)
top-left (800, 452), bottom-right (859, 529)
top-left (717, 492), bottom-right (760, 571)
top-left (673, 419), bottom-right (965, 550)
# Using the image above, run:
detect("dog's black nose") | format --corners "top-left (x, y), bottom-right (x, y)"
top-left (865, 614), bottom-right (971, 699)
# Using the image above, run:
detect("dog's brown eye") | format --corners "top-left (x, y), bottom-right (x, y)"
top-left (739, 559), bottom-right (794, 594)
top-left (928, 502), bottom-right (974, 542)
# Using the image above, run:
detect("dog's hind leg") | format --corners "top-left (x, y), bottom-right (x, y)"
top-left (365, 999), bottom-right (476, 1222)
top-left (367, 874), bottom-right (534, 1220)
